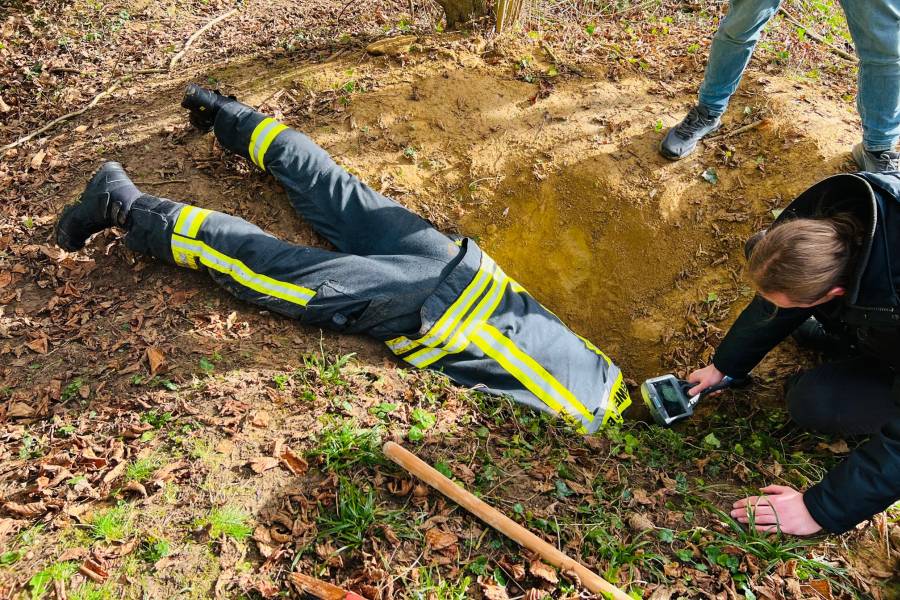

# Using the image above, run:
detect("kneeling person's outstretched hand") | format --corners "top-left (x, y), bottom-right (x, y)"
top-left (731, 485), bottom-right (823, 536)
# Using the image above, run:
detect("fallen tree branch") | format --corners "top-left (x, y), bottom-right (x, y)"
top-left (1, 82), bottom-right (121, 152)
top-left (169, 7), bottom-right (239, 70)
top-left (777, 7), bottom-right (856, 63)
top-left (1, 7), bottom-right (239, 152)
top-left (704, 118), bottom-right (767, 144)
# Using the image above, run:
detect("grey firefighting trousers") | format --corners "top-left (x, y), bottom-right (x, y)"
top-left (123, 101), bottom-right (630, 433)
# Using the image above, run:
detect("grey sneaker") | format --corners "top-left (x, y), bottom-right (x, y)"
top-left (852, 143), bottom-right (900, 173)
top-left (659, 105), bottom-right (722, 160)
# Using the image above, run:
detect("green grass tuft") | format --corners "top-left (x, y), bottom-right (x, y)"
top-left (28, 562), bottom-right (78, 600)
top-left (89, 504), bottom-right (132, 542)
top-left (205, 506), bottom-right (252, 541)
top-left (313, 419), bottom-right (382, 472)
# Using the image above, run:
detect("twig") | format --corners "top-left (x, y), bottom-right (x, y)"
top-left (169, 7), bottom-right (239, 70)
top-left (0, 81), bottom-right (121, 152)
top-left (777, 7), bottom-right (856, 63)
top-left (704, 118), bottom-right (767, 144)
top-left (1, 7), bottom-right (239, 152)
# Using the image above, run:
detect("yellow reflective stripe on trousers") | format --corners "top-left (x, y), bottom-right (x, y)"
top-left (170, 235), bottom-right (315, 306)
top-left (248, 118), bottom-right (276, 168)
top-left (173, 206), bottom-right (211, 238)
top-left (471, 323), bottom-right (594, 424)
top-left (257, 123), bottom-right (288, 170)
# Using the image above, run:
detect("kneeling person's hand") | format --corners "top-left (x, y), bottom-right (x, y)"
top-left (731, 485), bottom-right (823, 536)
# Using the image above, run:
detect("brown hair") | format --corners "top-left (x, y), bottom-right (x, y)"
top-left (747, 214), bottom-right (863, 305)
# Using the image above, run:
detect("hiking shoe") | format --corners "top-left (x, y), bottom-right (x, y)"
top-left (56, 162), bottom-right (140, 251)
top-left (851, 143), bottom-right (900, 173)
top-left (181, 84), bottom-right (235, 132)
top-left (659, 105), bottom-right (721, 160)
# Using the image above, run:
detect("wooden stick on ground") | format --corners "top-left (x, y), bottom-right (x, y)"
top-left (168, 7), bottom-right (239, 70)
top-left (383, 441), bottom-right (634, 600)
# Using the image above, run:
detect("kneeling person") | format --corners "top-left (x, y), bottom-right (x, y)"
top-left (57, 85), bottom-right (631, 433)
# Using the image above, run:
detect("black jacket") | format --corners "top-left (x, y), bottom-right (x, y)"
top-left (712, 172), bottom-right (900, 534)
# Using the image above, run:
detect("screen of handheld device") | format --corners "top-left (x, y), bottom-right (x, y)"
top-left (656, 380), bottom-right (688, 416)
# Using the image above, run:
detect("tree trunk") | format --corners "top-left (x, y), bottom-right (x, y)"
top-left (434, 0), bottom-right (488, 29)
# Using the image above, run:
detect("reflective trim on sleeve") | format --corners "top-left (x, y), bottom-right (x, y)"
top-left (470, 323), bottom-right (590, 433)
top-left (385, 336), bottom-right (417, 354)
top-left (385, 255), bottom-right (497, 360)
top-left (170, 235), bottom-right (316, 306)
top-left (403, 267), bottom-right (507, 368)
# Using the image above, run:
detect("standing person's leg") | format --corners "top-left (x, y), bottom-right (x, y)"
top-left (840, 0), bottom-right (900, 172)
top-left (785, 356), bottom-right (899, 436)
top-left (697, 0), bottom-right (782, 115)
top-left (661, 0), bottom-right (781, 159)
top-left (207, 99), bottom-right (459, 262)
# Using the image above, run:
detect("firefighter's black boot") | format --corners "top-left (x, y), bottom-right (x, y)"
top-left (181, 84), bottom-right (236, 132)
top-left (56, 162), bottom-right (140, 251)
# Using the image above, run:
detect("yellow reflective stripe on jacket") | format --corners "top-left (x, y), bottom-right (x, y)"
top-left (173, 205), bottom-right (211, 238)
top-left (404, 266), bottom-right (508, 368)
top-left (170, 235), bottom-right (316, 306)
top-left (390, 254), bottom-right (497, 362)
top-left (473, 323), bottom-right (593, 423)
top-left (385, 336), bottom-right (417, 355)
top-left (257, 123), bottom-right (288, 170)
top-left (600, 371), bottom-right (631, 426)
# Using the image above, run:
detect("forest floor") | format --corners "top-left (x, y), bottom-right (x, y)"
top-left (1, 0), bottom-right (898, 599)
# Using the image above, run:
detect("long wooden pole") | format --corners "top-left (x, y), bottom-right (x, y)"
top-left (383, 442), bottom-right (633, 600)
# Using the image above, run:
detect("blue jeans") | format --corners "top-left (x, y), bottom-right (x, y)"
top-left (698, 0), bottom-right (900, 151)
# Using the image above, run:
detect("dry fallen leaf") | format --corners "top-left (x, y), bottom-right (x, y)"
top-left (26, 336), bottom-right (48, 355)
top-left (249, 457), bottom-right (279, 474)
top-left (528, 559), bottom-right (559, 584)
top-left (3, 501), bottom-right (46, 517)
top-left (424, 528), bottom-right (458, 551)
top-left (7, 402), bottom-right (35, 418)
top-left (818, 440), bottom-right (850, 454)
top-left (252, 411), bottom-right (271, 428)
top-left (627, 512), bottom-right (655, 532)
top-left (632, 488), bottom-right (653, 505)
top-left (278, 447), bottom-right (308, 476)
top-left (30, 149), bottom-right (46, 170)
top-left (146, 347), bottom-right (165, 375)
top-left (479, 579), bottom-right (511, 600)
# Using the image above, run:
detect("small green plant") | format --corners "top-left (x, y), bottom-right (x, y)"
top-left (317, 479), bottom-right (406, 549)
top-left (89, 504), bottom-right (132, 542)
top-left (403, 145), bottom-right (417, 160)
top-left (69, 582), bottom-right (114, 600)
top-left (141, 409), bottom-right (173, 429)
top-left (199, 357), bottom-right (215, 374)
top-left (272, 373), bottom-right (289, 390)
top-left (313, 419), bottom-right (382, 472)
top-left (139, 536), bottom-right (171, 563)
top-left (28, 562), bottom-right (78, 600)
top-left (61, 377), bottom-right (84, 402)
top-left (653, 119), bottom-right (663, 133)
top-left (19, 434), bottom-right (43, 460)
top-left (125, 455), bottom-right (160, 482)
top-left (687, 42), bottom-right (700, 54)
top-left (411, 568), bottom-right (471, 599)
top-left (408, 408), bottom-right (436, 441)
top-left (205, 506), bottom-right (252, 541)
top-left (304, 351), bottom-right (356, 386)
